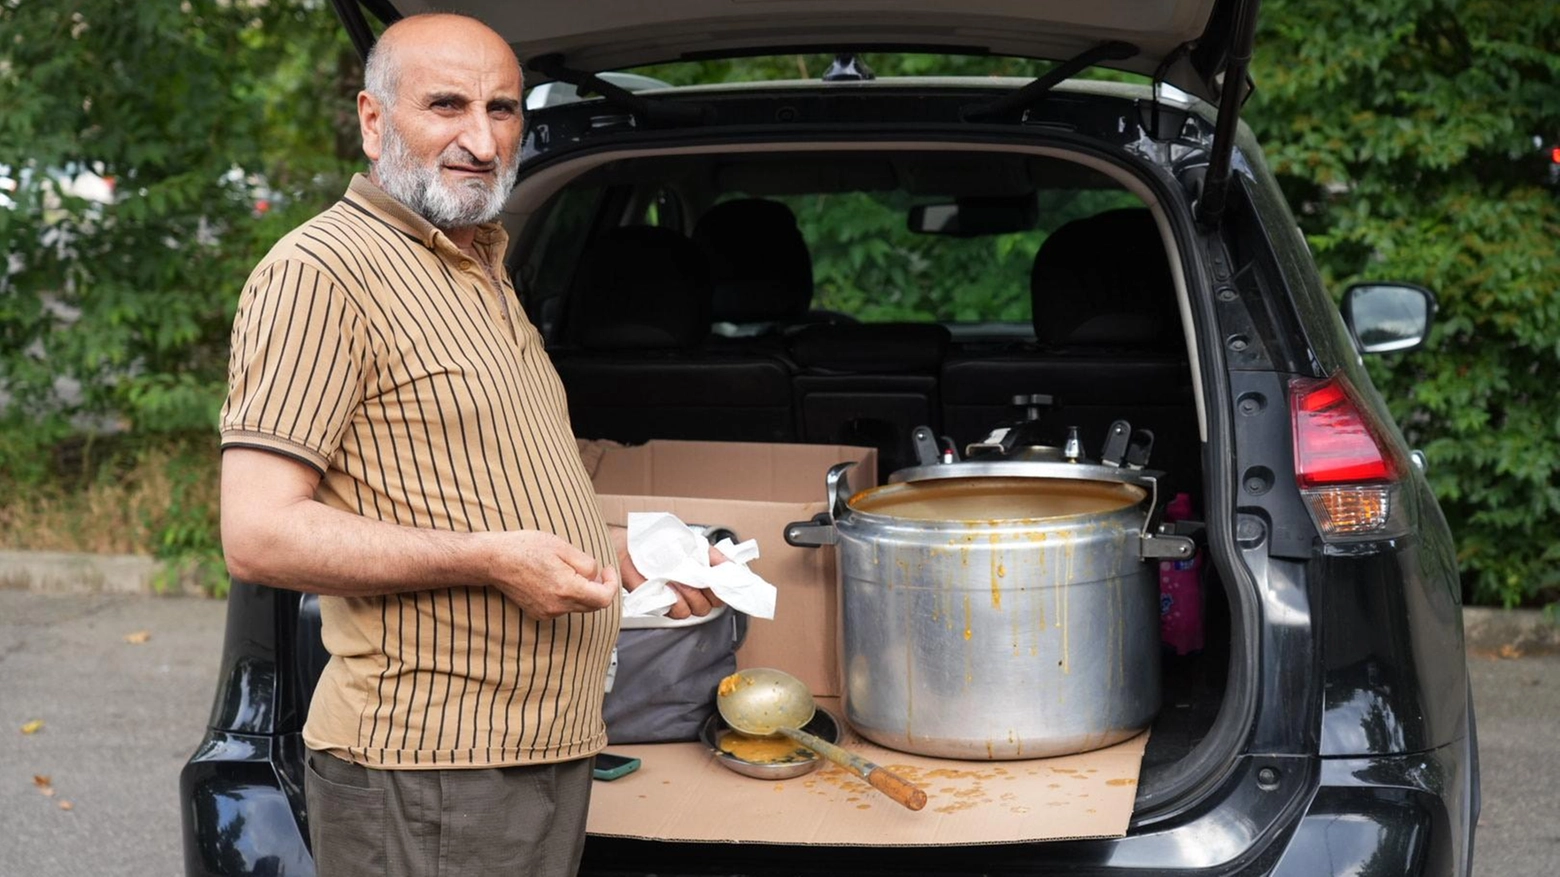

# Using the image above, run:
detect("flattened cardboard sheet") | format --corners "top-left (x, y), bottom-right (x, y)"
top-left (587, 699), bottom-right (1149, 846)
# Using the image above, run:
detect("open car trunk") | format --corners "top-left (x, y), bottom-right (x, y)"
top-left (499, 131), bottom-right (1240, 837)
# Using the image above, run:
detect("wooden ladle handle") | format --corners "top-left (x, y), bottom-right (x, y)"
top-left (780, 727), bottom-right (927, 811)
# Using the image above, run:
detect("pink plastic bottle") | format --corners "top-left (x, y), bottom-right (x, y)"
top-left (1159, 493), bottom-right (1204, 655)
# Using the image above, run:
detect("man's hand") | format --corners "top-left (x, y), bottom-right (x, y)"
top-left (481, 530), bottom-right (620, 619)
top-left (610, 525), bottom-right (729, 620)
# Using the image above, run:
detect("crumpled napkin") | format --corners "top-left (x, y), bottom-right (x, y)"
top-left (620, 512), bottom-right (776, 620)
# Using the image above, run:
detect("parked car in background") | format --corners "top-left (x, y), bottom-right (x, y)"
top-left (182, 0), bottom-right (1477, 873)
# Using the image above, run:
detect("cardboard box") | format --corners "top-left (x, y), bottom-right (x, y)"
top-left (586, 440), bottom-right (878, 697)
top-left (583, 440), bottom-right (1149, 846)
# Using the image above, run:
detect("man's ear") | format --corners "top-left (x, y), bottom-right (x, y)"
top-left (359, 91), bottom-right (385, 162)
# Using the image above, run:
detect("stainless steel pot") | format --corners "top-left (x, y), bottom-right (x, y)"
top-left (785, 460), bottom-right (1193, 760)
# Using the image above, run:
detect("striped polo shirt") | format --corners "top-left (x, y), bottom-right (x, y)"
top-left (220, 173), bottom-right (620, 768)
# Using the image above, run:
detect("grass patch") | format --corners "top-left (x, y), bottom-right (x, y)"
top-left (0, 432), bottom-right (228, 595)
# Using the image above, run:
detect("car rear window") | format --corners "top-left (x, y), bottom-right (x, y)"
top-left (742, 188), bottom-right (1143, 325)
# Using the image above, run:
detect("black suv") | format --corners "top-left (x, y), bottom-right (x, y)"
top-left (181, 0), bottom-right (1478, 873)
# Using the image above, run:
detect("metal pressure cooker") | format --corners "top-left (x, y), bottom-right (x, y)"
top-left (785, 421), bottom-right (1194, 760)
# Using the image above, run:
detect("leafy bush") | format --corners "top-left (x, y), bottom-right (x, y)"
top-left (0, 0), bottom-right (359, 588)
top-left (1247, 0), bottom-right (1560, 606)
top-left (2, 2), bottom-right (1555, 607)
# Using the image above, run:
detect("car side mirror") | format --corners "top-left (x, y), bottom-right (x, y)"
top-left (1341, 282), bottom-right (1437, 354)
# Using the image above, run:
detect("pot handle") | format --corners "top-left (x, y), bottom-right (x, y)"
top-left (825, 461), bottom-right (856, 522)
top-left (1135, 473), bottom-right (1197, 560)
top-left (783, 462), bottom-right (856, 549)
top-left (784, 513), bottom-right (837, 548)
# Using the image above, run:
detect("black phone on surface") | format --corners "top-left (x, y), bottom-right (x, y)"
top-left (592, 752), bottom-right (641, 781)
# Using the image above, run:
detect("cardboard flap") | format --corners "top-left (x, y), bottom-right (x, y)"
top-left (590, 440), bottom-right (875, 504)
top-left (590, 441), bottom-right (878, 698)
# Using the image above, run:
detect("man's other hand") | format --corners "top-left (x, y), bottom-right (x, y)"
top-left (611, 526), bottom-right (729, 620)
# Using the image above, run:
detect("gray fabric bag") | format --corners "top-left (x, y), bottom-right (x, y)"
top-left (601, 608), bottom-right (749, 744)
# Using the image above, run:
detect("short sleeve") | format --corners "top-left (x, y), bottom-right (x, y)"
top-left (220, 259), bottom-right (368, 474)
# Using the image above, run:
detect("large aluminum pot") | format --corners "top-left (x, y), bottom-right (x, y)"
top-left (786, 460), bottom-right (1191, 760)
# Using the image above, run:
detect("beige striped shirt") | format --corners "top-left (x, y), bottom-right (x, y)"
top-left (220, 174), bottom-right (619, 768)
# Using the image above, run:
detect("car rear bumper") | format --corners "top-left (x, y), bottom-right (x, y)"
top-left (179, 733), bottom-right (1474, 877)
top-left (180, 731), bottom-right (313, 877)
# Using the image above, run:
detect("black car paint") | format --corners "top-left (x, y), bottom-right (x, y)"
top-left (180, 85), bottom-right (1475, 876)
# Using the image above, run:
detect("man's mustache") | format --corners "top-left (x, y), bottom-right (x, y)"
top-left (441, 147), bottom-right (497, 172)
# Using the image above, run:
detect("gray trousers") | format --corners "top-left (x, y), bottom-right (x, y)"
top-left (304, 750), bottom-right (594, 877)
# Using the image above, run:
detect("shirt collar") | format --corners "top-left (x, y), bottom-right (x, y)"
top-left (345, 173), bottom-right (510, 266)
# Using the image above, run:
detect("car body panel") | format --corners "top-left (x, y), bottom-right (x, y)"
top-left (183, 19), bottom-right (1475, 868)
top-left (385, 0), bottom-right (1245, 104)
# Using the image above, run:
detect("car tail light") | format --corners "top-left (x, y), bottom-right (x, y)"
top-left (1291, 374), bottom-right (1408, 541)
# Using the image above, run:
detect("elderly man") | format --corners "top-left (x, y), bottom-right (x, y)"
top-left (219, 13), bottom-right (719, 876)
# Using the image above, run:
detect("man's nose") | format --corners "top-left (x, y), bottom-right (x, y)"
top-left (458, 109), bottom-right (498, 164)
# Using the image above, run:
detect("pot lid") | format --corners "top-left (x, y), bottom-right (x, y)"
top-left (373, 0), bottom-right (1255, 105)
top-left (889, 459), bottom-right (1160, 490)
top-left (852, 475), bottom-right (1146, 523)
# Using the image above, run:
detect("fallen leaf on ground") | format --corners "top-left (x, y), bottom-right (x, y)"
top-left (124, 630), bottom-right (152, 644)
top-left (1498, 643), bottom-right (1524, 660)
top-left (33, 775), bottom-right (56, 797)
top-left (58, 800), bottom-right (73, 811)
top-left (20, 720), bottom-right (43, 735)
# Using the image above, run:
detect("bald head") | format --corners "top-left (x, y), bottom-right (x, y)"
top-left (356, 13), bottom-right (524, 236)
top-left (364, 14), bottom-right (520, 108)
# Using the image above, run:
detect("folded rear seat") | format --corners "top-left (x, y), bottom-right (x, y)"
top-left (552, 225), bottom-right (796, 444)
top-left (940, 209), bottom-right (1199, 490)
top-left (786, 322), bottom-right (952, 478)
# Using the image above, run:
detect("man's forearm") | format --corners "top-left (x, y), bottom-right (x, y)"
top-left (223, 494), bottom-right (495, 597)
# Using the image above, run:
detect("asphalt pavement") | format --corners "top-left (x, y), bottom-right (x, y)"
top-left (0, 589), bottom-right (1555, 876)
top-left (1468, 649), bottom-right (1560, 877)
top-left (0, 592), bottom-right (226, 877)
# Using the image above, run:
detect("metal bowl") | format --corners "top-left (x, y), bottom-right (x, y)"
top-left (699, 708), bottom-right (840, 780)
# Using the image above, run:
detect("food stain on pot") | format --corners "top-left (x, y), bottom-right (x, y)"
top-left (989, 532), bottom-right (1005, 610)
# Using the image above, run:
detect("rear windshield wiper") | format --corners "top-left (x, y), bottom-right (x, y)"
top-left (527, 54), bottom-right (710, 128)
top-left (962, 41), bottom-right (1138, 122)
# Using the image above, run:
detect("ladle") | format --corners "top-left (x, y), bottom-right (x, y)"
top-left (716, 667), bottom-right (927, 811)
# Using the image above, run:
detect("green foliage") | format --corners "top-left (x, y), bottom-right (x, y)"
top-left (0, 0), bottom-right (360, 579)
top-left (1247, 0), bottom-right (1560, 606)
top-left (767, 189), bottom-right (1139, 322)
top-left (1, 8), bottom-right (1555, 607)
top-left (780, 191), bottom-right (1038, 323)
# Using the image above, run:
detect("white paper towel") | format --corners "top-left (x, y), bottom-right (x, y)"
top-left (621, 512), bottom-right (776, 620)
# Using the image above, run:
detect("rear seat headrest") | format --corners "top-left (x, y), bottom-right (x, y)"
top-left (1030, 208), bottom-right (1179, 349)
top-left (692, 198), bottom-right (814, 324)
top-left (572, 226), bottom-right (711, 350)
top-left (787, 323), bottom-right (952, 375)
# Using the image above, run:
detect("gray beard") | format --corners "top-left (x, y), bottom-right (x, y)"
top-left (375, 119), bottom-right (519, 231)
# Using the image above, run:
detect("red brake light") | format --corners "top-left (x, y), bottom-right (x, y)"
top-left (1291, 375), bottom-right (1395, 489)
top-left (1552, 146), bottom-right (1560, 164)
